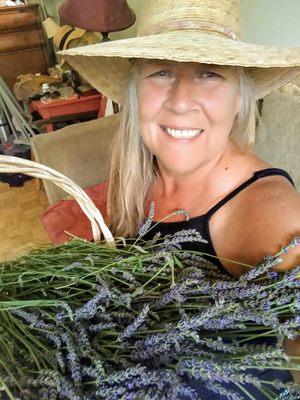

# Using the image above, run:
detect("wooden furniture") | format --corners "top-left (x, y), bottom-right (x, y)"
top-left (30, 93), bottom-right (103, 132)
top-left (0, 4), bottom-right (51, 90)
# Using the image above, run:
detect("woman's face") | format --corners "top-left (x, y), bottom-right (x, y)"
top-left (137, 60), bottom-right (241, 176)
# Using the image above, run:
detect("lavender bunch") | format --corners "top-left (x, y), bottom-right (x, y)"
top-left (0, 236), bottom-right (299, 399)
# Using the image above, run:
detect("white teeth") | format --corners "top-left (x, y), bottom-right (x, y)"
top-left (165, 127), bottom-right (202, 139)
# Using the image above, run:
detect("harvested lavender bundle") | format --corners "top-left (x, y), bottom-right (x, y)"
top-left (0, 234), bottom-right (299, 400)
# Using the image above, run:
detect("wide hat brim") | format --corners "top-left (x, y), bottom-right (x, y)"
top-left (60, 30), bottom-right (300, 103)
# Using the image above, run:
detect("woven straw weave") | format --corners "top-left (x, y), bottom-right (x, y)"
top-left (60, 0), bottom-right (300, 103)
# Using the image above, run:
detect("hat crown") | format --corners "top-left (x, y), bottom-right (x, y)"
top-left (138, 0), bottom-right (241, 39)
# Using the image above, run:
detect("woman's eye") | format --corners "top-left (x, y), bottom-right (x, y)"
top-left (201, 71), bottom-right (222, 79)
top-left (150, 70), bottom-right (171, 78)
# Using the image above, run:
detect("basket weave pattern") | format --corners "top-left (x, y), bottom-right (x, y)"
top-left (0, 155), bottom-right (115, 245)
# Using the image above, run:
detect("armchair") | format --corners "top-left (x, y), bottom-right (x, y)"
top-left (31, 113), bottom-right (119, 204)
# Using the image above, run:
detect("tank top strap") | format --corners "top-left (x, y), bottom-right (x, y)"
top-left (206, 168), bottom-right (295, 219)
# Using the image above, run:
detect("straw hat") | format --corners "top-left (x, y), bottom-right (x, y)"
top-left (43, 18), bottom-right (100, 52)
top-left (60, 0), bottom-right (300, 103)
top-left (53, 25), bottom-right (87, 50)
top-left (42, 18), bottom-right (61, 40)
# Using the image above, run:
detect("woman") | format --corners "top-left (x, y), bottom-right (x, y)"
top-left (107, 58), bottom-right (299, 276)
top-left (58, 0), bottom-right (300, 397)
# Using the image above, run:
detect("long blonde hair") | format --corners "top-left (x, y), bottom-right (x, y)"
top-left (107, 63), bottom-right (258, 237)
top-left (107, 66), bottom-right (156, 237)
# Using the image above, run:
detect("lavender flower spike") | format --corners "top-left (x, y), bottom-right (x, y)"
top-left (119, 304), bottom-right (150, 341)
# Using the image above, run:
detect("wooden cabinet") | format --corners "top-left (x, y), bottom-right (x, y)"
top-left (0, 4), bottom-right (51, 90)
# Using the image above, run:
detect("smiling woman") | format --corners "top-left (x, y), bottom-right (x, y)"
top-left (106, 59), bottom-right (272, 247)
top-left (58, 0), bottom-right (300, 397)
top-left (58, 0), bottom-right (300, 263)
top-left (59, 0), bottom-right (300, 274)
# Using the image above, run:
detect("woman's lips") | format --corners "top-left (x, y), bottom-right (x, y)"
top-left (160, 125), bottom-right (204, 140)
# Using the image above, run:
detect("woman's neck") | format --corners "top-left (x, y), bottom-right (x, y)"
top-left (146, 141), bottom-right (257, 220)
top-left (155, 141), bottom-right (238, 197)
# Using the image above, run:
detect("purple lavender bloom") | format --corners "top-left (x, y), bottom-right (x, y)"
top-left (177, 358), bottom-right (263, 387)
top-left (57, 377), bottom-right (82, 400)
top-left (62, 332), bottom-right (82, 383)
top-left (278, 316), bottom-right (300, 339)
top-left (280, 237), bottom-right (300, 254)
top-left (266, 271), bottom-right (280, 280)
top-left (63, 261), bottom-right (82, 271)
top-left (56, 302), bottom-right (74, 323)
top-left (55, 350), bottom-right (65, 372)
top-left (211, 284), bottom-right (266, 301)
top-left (138, 201), bottom-right (155, 236)
top-left (11, 309), bottom-right (52, 330)
top-left (74, 287), bottom-right (111, 321)
top-left (162, 229), bottom-right (208, 251)
top-left (74, 324), bottom-right (92, 354)
top-left (239, 255), bottom-right (283, 282)
top-left (119, 304), bottom-right (150, 341)
top-left (155, 277), bottom-right (206, 308)
top-left (205, 382), bottom-right (244, 400)
top-left (88, 322), bottom-right (115, 333)
top-left (177, 384), bottom-right (199, 399)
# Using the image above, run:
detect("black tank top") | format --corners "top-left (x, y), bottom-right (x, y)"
top-left (142, 168), bottom-right (295, 275)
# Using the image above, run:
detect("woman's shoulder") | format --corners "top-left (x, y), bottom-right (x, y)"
top-left (233, 151), bottom-right (298, 226)
top-left (218, 164), bottom-right (299, 274)
top-left (211, 150), bottom-right (300, 275)
top-left (225, 147), bottom-right (296, 207)
top-left (239, 168), bottom-right (299, 265)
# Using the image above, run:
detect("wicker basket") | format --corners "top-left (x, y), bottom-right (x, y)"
top-left (0, 155), bottom-right (115, 245)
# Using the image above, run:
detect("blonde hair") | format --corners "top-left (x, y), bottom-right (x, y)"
top-left (231, 67), bottom-right (259, 149)
top-left (108, 63), bottom-right (258, 237)
top-left (107, 67), bottom-right (156, 237)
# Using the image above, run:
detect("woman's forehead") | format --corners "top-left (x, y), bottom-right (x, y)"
top-left (140, 59), bottom-right (236, 72)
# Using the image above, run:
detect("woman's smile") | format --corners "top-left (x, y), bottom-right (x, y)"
top-left (160, 125), bottom-right (205, 140)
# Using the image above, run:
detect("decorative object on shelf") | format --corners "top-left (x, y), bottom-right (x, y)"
top-left (13, 73), bottom-right (62, 101)
top-left (0, 0), bottom-right (24, 6)
top-left (53, 24), bottom-right (101, 51)
top-left (59, 0), bottom-right (136, 42)
top-left (43, 16), bottom-right (101, 68)
top-left (42, 16), bottom-right (62, 39)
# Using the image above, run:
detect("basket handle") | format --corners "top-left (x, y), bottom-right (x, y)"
top-left (0, 155), bottom-right (115, 246)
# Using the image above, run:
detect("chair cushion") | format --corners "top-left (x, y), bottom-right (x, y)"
top-left (254, 90), bottom-right (300, 189)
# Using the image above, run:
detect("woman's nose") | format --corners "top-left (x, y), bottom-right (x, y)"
top-left (165, 76), bottom-right (199, 114)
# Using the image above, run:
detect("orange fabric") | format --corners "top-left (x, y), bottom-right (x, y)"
top-left (42, 181), bottom-right (108, 244)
